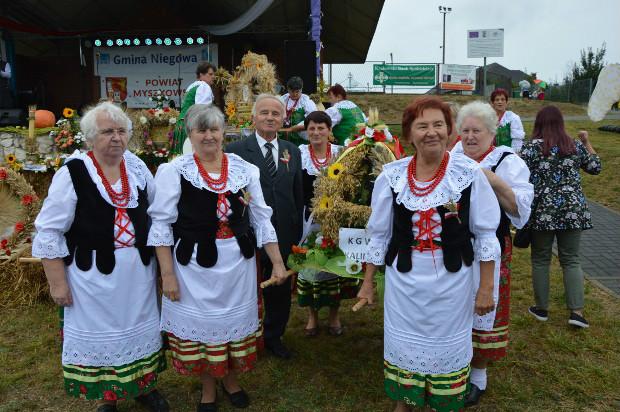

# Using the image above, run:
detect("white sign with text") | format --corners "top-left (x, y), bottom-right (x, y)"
top-left (338, 228), bottom-right (371, 263)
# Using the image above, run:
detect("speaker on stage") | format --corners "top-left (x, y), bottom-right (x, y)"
top-left (0, 109), bottom-right (23, 126)
top-left (284, 40), bottom-right (317, 93)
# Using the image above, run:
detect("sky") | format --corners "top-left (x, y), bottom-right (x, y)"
top-left (363, 0), bottom-right (620, 84)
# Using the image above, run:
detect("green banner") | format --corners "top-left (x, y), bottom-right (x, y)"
top-left (373, 64), bottom-right (437, 86)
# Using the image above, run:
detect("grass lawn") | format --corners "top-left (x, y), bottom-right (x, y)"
top-left (1, 248), bottom-right (620, 411)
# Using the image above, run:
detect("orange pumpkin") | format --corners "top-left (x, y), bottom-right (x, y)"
top-left (34, 110), bottom-right (56, 128)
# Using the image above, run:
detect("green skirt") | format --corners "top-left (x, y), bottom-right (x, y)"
top-left (297, 276), bottom-right (360, 310)
top-left (384, 360), bottom-right (470, 412)
top-left (63, 350), bottom-right (167, 401)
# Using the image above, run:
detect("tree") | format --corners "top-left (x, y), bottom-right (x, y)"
top-left (571, 43), bottom-right (607, 86)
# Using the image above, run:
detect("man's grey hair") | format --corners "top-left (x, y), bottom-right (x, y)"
top-left (184, 104), bottom-right (225, 136)
top-left (456, 101), bottom-right (497, 136)
top-left (251, 93), bottom-right (285, 116)
top-left (80, 101), bottom-right (132, 143)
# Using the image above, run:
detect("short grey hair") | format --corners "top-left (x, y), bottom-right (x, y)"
top-left (80, 101), bottom-right (133, 143)
top-left (184, 104), bottom-right (225, 135)
top-left (456, 101), bottom-right (497, 136)
top-left (251, 93), bottom-right (285, 116)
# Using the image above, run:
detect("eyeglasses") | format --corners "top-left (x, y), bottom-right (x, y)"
top-left (98, 128), bottom-right (129, 137)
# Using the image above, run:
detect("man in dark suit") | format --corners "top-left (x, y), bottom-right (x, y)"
top-left (226, 94), bottom-right (303, 359)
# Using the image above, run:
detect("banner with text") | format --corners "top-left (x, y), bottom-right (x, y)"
top-left (439, 64), bottom-right (477, 91)
top-left (94, 45), bottom-right (218, 108)
top-left (373, 64), bottom-right (437, 86)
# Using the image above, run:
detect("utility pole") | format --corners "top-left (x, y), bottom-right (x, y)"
top-left (438, 6), bottom-right (452, 64)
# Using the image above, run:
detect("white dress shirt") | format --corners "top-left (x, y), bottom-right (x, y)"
top-left (255, 132), bottom-right (279, 171)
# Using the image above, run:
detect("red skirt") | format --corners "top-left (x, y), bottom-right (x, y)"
top-left (472, 235), bottom-right (512, 361)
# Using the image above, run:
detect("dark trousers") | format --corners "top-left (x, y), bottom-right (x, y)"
top-left (260, 251), bottom-right (292, 343)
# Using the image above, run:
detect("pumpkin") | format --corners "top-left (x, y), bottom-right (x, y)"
top-left (34, 110), bottom-right (56, 128)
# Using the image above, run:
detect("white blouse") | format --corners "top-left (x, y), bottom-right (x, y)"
top-left (281, 93), bottom-right (317, 126)
top-left (498, 110), bottom-right (525, 152)
top-left (32, 151), bottom-right (155, 259)
top-left (452, 142), bottom-right (533, 229)
top-left (147, 153), bottom-right (277, 248)
top-left (186, 80), bottom-right (214, 105)
top-left (364, 152), bottom-right (501, 266)
top-left (299, 143), bottom-right (342, 176)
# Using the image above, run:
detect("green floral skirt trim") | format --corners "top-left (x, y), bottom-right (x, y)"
top-left (384, 360), bottom-right (470, 412)
top-left (63, 349), bottom-right (167, 401)
top-left (297, 277), bottom-right (360, 310)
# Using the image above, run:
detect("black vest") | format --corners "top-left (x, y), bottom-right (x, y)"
top-left (63, 159), bottom-right (152, 274)
top-left (172, 176), bottom-right (256, 268)
top-left (302, 170), bottom-right (316, 219)
top-left (490, 151), bottom-right (513, 254)
top-left (385, 184), bottom-right (474, 273)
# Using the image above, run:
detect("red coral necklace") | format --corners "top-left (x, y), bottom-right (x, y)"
top-left (407, 152), bottom-right (449, 197)
top-left (309, 143), bottom-right (331, 169)
top-left (477, 145), bottom-right (495, 162)
top-left (88, 151), bottom-right (130, 207)
top-left (194, 153), bottom-right (228, 191)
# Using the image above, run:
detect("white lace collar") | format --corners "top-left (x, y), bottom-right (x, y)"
top-left (480, 145), bottom-right (514, 170)
top-left (66, 150), bottom-right (149, 209)
top-left (382, 152), bottom-right (478, 211)
top-left (299, 144), bottom-right (342, 175)
top-left (451, 141), bottom-right (514, 170)
top-left (334, 100), bottom-right (359, 110)
top-left (171, 152), bottom-right (253, 194)
top-left (498, 110), bottom-right (518, 126)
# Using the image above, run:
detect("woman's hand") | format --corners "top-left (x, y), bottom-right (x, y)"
top-left (162, 272), bottom-right (180, 301)
top-left (353, 279), bottom-right (375, 311)
top-left (577, 130), bottom-right (590, 145)
top-left (269, 262), bottom-right (288, 285)
top-left (474, 287), bottom-right (495, 315)
top-left (49, 281), bottom-right (73, 306)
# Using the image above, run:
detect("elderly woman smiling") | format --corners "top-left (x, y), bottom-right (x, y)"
top-left (358, 96), bottom-right (500, 412)
top-left (33, 102), bottom-right (168, 412)
top-left (452, 101), bottom-right (533, 407)
top-left (148, 104), bottom-right (287, 411)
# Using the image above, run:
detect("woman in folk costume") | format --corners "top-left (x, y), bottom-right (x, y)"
top-left (451, 101), bottom-right (533, 407)
top-left (148, 104), bottom-right (287, 411)
top-left (490, 88), bottom-right (526, 152)
top-left (172, 61), bottom-right (216, 154)
top-left (296, 111), bottom-right (359, 337)
top-left (33, 102), bottom-right (168, 412)
top-left (279, 76), bottom-right (317, 145)
top-left (325, 83), bottom-right (367, 145)
top-left (357, 96), bottom-right (500, 412)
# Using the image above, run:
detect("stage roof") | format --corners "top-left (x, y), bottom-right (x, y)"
top-left (1, 0), bottom-right (385, 63)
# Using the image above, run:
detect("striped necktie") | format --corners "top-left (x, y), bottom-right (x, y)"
top-left (263, 142), bottom-right (277, 177)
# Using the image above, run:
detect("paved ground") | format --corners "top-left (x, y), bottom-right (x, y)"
top-left (579, 201), bottom-right (620, 297)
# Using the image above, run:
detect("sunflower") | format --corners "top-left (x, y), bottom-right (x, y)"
top-left (318, 195), bottom-right (333, 210)
top-left (63, 108), bottom-right (75, 118)
top-left (327, 162), bottom-right (345, 179)
top-left (5, 154), bottom-right (16, 164)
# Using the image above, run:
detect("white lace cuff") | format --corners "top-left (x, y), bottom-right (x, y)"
top-left (508, 190), bottom-right (534, 229)
top-left (255, 221), bottom-right (278, 248)
top-left (364, 241), bottom-right (388, 265)
top-left (147, 222), bottom-right (174, 246)
top-left (474, 236), bottom-right (501, 262)
top-left (32, 231), bottom-right (69, 259)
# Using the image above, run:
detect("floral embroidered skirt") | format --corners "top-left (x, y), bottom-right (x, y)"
top-left (472, 235), bottom-right (512, 361)
top-left (297, 275), bottom-right (360, 310)
top-left (63, 350), bottom-right (166, 401)
top-left (167, 329), bottom-right (263, 378)
top-left (384, 360), bottom-right (470, 412)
